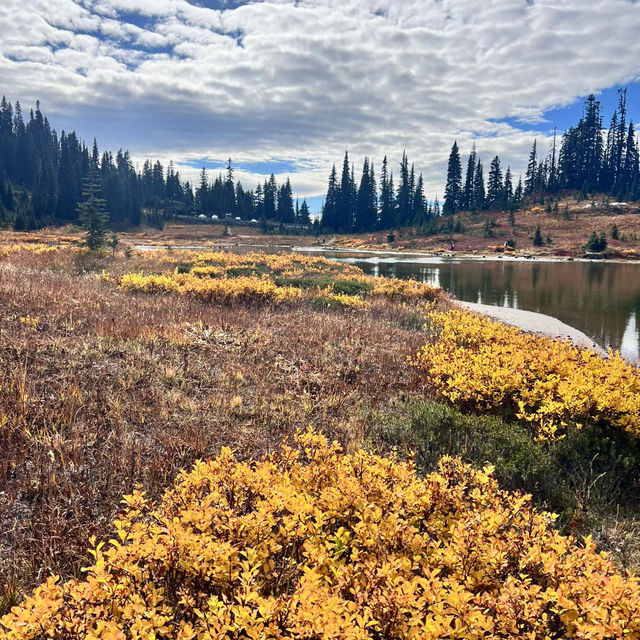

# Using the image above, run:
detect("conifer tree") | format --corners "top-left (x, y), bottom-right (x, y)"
top-left (486, 155), bottom-right (504, 210)
top-left (299, 199), bottom-right (311, 226)
top-left (504, 167), bottom-right (514, 209)
top-left (321, 165), bottom-right (338, 231)
top-left (443, 141), bottom-right (462, 214)
top-left (336, 151), bottom-right (354, 231)
top-left (514, 176), bottom-right (523, 207)
top-left (462, 144), bottom-right (476, 211)
top-left (354, 157), bottom-right (377, 231)
top-left (412, 173), bottom-right (426, 225)
top-left (472, 159), bottom-right (485, 210)
top-left (264, 174), bottom-right (277, 220)
top-left (524, 140), bottom-right (537, 196)
top-left (396, 152), bottom-right (412, 225)
top-left (547, 126), bottom-right (559, 193)
top-left (379, 156), bottom-right (395, 229)
top-left (276, 178), bottom-right (294, 223)
top-left (77, 162), bottom-right (108, 250)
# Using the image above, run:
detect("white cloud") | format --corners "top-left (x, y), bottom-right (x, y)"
top-left (1, 0), bottom-right (640, 206)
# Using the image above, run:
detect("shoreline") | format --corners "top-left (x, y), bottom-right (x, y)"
top-left (458, 300), bottom-right (606, 354)
top-left (132, 239), bottom-right (640, 265)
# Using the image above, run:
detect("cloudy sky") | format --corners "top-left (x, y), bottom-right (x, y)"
top-left (1, 0), bottom-right (640, 211)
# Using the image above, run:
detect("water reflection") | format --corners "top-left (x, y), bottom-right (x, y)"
top-left (330, 254), bottom-right (640, 361)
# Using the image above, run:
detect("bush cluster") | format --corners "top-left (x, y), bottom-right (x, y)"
top-left (119, 250), bottom-right (443, 307)
top-left (3, 431), bottom-right (640, 639)
top-left (414, 309), bottom-right (640, 441)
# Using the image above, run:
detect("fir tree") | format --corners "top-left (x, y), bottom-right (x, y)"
top-left (336, 151), bottom-right (354, 231)
top-left (443, 141), bottom-right (462, 214)
top-left (321, 164), bottom-right (338, 231)
top-left (472, 159), bottom-right (485, 211)
top-left (486, 155), bottom-right (504, 210)
top-left (504, 167), bottom-right (514, 210)
top-left (299, 199), bottom-right (311, 226)
top-left (77, 162), bottom-right (108, 250)
top-left (396, 152), bottom-right (412, 225)
top-left (524, 140), bottom-right (537, 196)
top-left (533, 225), bottom-right (543, 247)
top-left (354, 157), bottom-right (377, 231)
top-left (379, 156), bottom-right (395, 229)
top-left (462, 144), bottom-right (476, 211)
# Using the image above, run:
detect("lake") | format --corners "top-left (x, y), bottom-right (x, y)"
top-left (305, 251), bottom-right (640, 361)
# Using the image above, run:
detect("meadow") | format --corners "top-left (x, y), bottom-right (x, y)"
top-left (1, 230), bottom-right (640, 638)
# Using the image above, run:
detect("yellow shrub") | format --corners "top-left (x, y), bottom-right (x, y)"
top-left (0, 243), bottom-right (61, 257)
top-left (120, 250), bottom-right (444, 308)
top-left (315, 289), bottom-right (369, 308)
top-left (120, 273), bottom-right (300, 304)
top-left (3, 431), bottom-right (640, 639)
top-left (414, 309), bottom-right (640, 440)
top-left (366, 276), bottom-right (444, 302)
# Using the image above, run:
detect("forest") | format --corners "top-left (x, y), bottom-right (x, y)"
top-left (320, 89), bottom-right (640, 232)
top-left (0, 98), bottom-right (309, 231)
top-left (0, 89), bottom-right (638, 234)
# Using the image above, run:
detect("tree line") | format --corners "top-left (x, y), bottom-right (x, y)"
top-left (2, 89), bottom-right (639, 233)
top-left (321, 89), bottom-right (640, 232)
top-left (0, 97), bottom-right (310, 230)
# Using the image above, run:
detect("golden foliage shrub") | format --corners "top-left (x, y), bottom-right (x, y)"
top-left (120, 250), bottom-right (443, 307)
top-left (366, 276), bottom-right (444, 302)
top-left (0, 243), bottom-right (61, 257)
top-left (3, 431), bottom-right (640, 639)
top-left (414, 309), bottom-right (640, 440)
top-left (120, 273), bottom-right (301, 304)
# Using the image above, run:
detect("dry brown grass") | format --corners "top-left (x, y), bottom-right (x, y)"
top-left (0, 248), bottom-right (435, 608)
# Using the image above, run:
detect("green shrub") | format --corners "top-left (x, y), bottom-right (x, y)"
top-left (367, 401), bottom-right (640, 525)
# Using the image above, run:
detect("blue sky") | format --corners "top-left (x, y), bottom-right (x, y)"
top-left (495, 84), bottom-right (640, 136)
top-left (2, 0), bottom-right (640, 212)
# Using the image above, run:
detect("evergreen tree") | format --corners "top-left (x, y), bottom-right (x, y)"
top-left (77, 162), bottom-right (108, 250)
top-left (264, 174), bottom-right (277, 220)
top-left (299, 199), bottom-right (311, 226)
top-left (486, 155), bottom-right (504, 210)
top-left (524, 140), bottom-right (537, 196)
top-left (472, 159), bottom-right (485, 211)
top-left (224, 158), bottom-right (236, 213)
top-left (622, 122), bottom-right (640, 197)
top-left (196, 167), bottom-right (208, 214)
top-left (412, 174), bottom-right (426, 226)
top-left (379, 156), bottom-right (395, 229)
top-left (513, 176), bottom-right (523, 208)
top-left (443, 141), bottom-right (462, 214)
top-left (504, 167), bottom-right (514, 209)
top-left (276, 178), bottom-right (295, 223)
top-left (321, 165), bottom-right (338, 231)
top-left (462, 144), bottom-right (476, 211)
top-left (396, 151), bottom-right (412, 225)
top-left (336, 151), bottom-right (354, 231)
top-left (533, 225), bottom-right (543, 247)
top-left (354, 157), bottom-right (377, 231)
top-left (547, 126), bottom-right (559, 193)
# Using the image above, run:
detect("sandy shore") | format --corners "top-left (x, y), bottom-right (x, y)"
top-left (458, 301), bottom-right (605, 354)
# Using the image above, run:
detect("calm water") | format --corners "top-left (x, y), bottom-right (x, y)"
top-left (312, 252), bottom-right (640, 361)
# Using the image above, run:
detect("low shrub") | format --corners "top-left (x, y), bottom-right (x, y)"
top-left (367, 401), bottom-right (640, 524)
top-left (3, 431), bottom-right (640, 639)
top-left (414, 309), bottom-right (640, 441)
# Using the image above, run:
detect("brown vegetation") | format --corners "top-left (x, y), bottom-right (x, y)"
top-left (0, 244), bottom-right (435, 608)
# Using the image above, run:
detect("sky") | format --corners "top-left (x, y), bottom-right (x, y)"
top-left (1, 0), bottom-right (640, 213)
